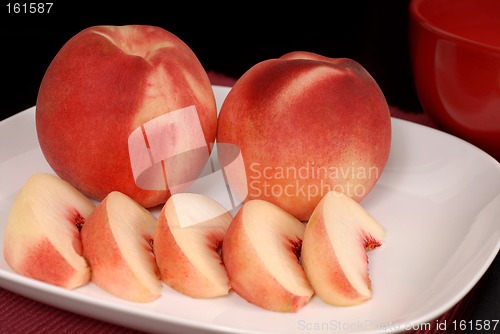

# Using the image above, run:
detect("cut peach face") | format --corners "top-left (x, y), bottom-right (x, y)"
top-left (3, 173), bottom-right (95, 289)
top-left (81, 191), bottom-right (161, 302)
top-left (301, 191), bottom-right (385, 306)
top-left (154, 193), bottom-right (232, 298)
top-left (222, 199), bottom-right (314, 312)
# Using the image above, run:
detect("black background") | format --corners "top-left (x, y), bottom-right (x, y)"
top-left (0, 0), bottom-right (498, 331)
top-left (1, 0), bottom-right (422, 118)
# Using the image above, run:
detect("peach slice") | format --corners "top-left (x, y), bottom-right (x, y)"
top-left (222, 199), bottom-right (314, 312)
top-left (3, 173), bottom-right (95, 289)
top-left (154, 193), bottom-right (232, 298)
top-left (301, 191), bottom-right (385, 306)
top-left (81, 191), bottom-right (161, 302)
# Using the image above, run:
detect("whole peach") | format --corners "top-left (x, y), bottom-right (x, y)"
top-left (217, 51), bottom-right (391, 221)
top-left (36, 25), bottom-right (217, 208)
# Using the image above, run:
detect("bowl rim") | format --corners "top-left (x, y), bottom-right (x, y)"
top-left (410, 0), bottom-right (500, 53)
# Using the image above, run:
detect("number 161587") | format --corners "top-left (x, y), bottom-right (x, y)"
top-left (6, 3), bottom-right (53, 14)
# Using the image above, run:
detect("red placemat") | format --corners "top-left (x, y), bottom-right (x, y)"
top-left (0, 72), bottom-right (483, 334)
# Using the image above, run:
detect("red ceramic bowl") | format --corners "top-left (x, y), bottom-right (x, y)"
top-left (410, 0), bottom-right (500, 161)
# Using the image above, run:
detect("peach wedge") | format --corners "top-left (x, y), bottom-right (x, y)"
top-left (302, 191), bottom-right (385, 306)
top-left (81, 191), bottom-right (161, 302)
top-left (154, 193), bottom-right (232, 298)
top-left (222, 199), bottom-right (314, 312)
top-left (4, 173), bottom-right (95, 289)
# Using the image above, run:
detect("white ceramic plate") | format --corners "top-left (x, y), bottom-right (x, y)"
top-left (1, 85), bottom-right (499, 334)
